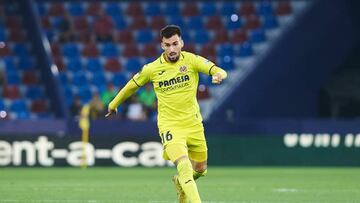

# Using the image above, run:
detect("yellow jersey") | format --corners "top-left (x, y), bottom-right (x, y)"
top-left (133, 51), bottom-right (215, 131)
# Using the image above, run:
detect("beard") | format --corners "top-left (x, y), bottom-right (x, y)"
top-left (166, 52), bottom-right (180, 62)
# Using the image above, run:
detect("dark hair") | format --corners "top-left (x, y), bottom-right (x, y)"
top-left (160, 25), bottom-right (181, 39)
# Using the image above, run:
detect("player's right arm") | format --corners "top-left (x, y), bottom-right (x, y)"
top-left (105, 65), bottom-right (151, 117)
top-left (105, 80), bottom-right (139, 117)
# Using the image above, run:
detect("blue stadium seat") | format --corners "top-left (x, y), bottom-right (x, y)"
top-left (0, 99), bottom-right (6, 110)
top-left (113, 72), bottom-right (128, 87)
top-left (125, 58), bottom-right (141, 72)
top-left (250, 28), bottom-right (266, 43)
top-left (220, 2), bottom-right (236, 15)
top-left (78, 85), bottom-right (92, 104)
top-left (226, 17), bottom-right (243, 30)
top-left (58, 72), bottom-right (68, 84)
top-left (218, 56), bottom-right (235, 71)
top-left (105, 2), bottom-right (122, 16)
top-left (68, 2), bottom-right (85, 16)
top-left (136, 30), bottom-right (154, 44)
top-left (13, 43), bottom-right (29, 57)
top-left (163, 3), bottom-right (180, 16)
top-left (0, 29), bottom-right (6, 41)
top-left (186, 16), bottom-right (204, 30)
top-left (26, 86), bottom-right (44, 100)
top-left (86, 58), bottom-right (102, 72)
top-left (16, 110), bottom-right (30, 120)
top-left (63, 84), bottom-right (73, 105)
top-left (238, 42), bottom-right (253, 57)
top-left (263, 15), bottom-right (279, 29)
top-left (36, 3), bottom-right (47, 16)
top-left (72, 71), bottom-right (88, 86)
top-left (10, 99), bottom-right (27, 113)
top-left (66, 58), bottom-right (83, 72)
top-left (101, 43), bottom-right (119, 58)
top-left (200, 3), bottom-right (217, 16)
top-left (6, 72), bottom-right (21, 85)
top-left (4, 56), bottom-right (16, 70)
top-left (62, 43), bottom-right (80, 58)
top-left (218, 44), bottom-right (234, 57)
top-left (193, 30), bottom-right (210, 44)
top-left (168, 16), bottom-right (185, 28)
top-left (18, 56), bottom-right (34, 70)
top-left (258, 1), bottom-right (273, 16)
top-left (145, 4), bottom-right (162, 16)
top-left (91, 72), bottom-right (107, 87)
top-left (113, 16), bottom-right (127, 29)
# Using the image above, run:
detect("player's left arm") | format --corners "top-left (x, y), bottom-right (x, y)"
top-left (193, 54), bottom-right (227, 84)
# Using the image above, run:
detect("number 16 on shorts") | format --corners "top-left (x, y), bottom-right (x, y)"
top-left (160, 131), bottom-right (173, 144)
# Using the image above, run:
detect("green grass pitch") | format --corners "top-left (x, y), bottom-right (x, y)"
top-left (0, 167), bottom-right (359, 203)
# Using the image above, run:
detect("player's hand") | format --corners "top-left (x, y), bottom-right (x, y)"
top-left (212, 73), bottom-right (223, 84)
top-left (105, 108), bottom-right (117, 118)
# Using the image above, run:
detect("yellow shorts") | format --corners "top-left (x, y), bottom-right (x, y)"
top-left (159, 124), bottom-right (208, 162)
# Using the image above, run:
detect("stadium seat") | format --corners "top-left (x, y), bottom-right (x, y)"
top-left (0, 99), bottom-right (6, 111)
top-left (68, 2), bottom-right (85, 16)
top-left (123, 43), bottom-right (139, 58)
top-left (13, 43), bottom-right (29, 57)
top-left (104, 58), bottom-right (122, 72)
top-left (129, 16), bottom-right (147, 29)
top-left (144, 3), bottom-right (162, 16)
top-left (182, 3), bottom-right (199, 16)
top-left (113, 16), bottom-right (127, 30)
top-left (8, 30), bottom-right (25, 42)
top-left (200, 43), bottom-right (216, 59)
top-left (86, 2), bottom-right (102, 16)
top-left (149, 16), bottom-right (167, 30)
top-left (58, 72), bottom-right (68, 85)
top-left (206, 15), bottom-right (224, 30)
top-left (240, 2), bottom-right (256, 16)
top-left (258, 1), bottom-right (274, 16)
top-left (244, 15), bottom-right (261, 30)
top-left (62, 43), bottom-right (80, 58)
top-left (18, 56), bottom-right (34, 70)
top-left (10, 99), bottom-right (27, 112)
top-left (73, 16), bottom-right (89, 32)
top-left (36, 3), bottom-right (47, 16)
top-left (213, 29), bottom-right (229, 44)
top-left (6, 72), bottom-right (21, 85)
top-left (220, 2), bottom-right (237, 16)
top-left (72, 71), bottom-right (88, 86)
top-left (250, 28), bottom-right (266, 43)
top-left (77, 85), bottom-right (92, 104)
top-left (91, 71), bottom-right (107, 89)
top-left (0, 43), bottom-right (11, 57)
top-left (66, 58), bottom-right (83, 72)
top-left (116, 30), bottom-right (134, 44)
top-left (200, 3), bottom-right (218, 16)
top-left (226, 16), bottom-right (243, 30)
top-left (31, 99), bottom-right (48, 113)
top-left (54, 56), bottom-right (65, 72)
top-left (26, 86), bottom-right (44, 100)
top-left (101, 43), bottom-right (119, 58)
top-left (82, 43), bottom-right (99, 57)
top-left (113, 72), bottom-right (128, 87)
top-left (142, 43), bottom-right (159, 58)
top-left (105, 2), bottom-right (122, 17)
top-left (218, 55), bottom-right (235, 71)
top-left (231, 28), bottom-right (248, 43)
top-left (49, 3), bottom-right (65, 16)
top-left (197, 84), bottom-right (210, 100)
top-left (86, 58), bottom-right (102, 72)
top-left (183, 43), bottom-right (196, 53)
top-left (22, 71), bottom-right (39, 85)
top-left (4, 56), bottom-right (16, 70)
top-left (218, 44), bottom-right (234, 58)
top-left (276, 1), bottom-right (292, 16)
top-left (263, 15), bottom-right (279, 29)
top-left (193, 30), bottom-right (210, 44)
top-left (126, 3), bottom-right (143, 17)
top-left (136, 30), bottom-right (154, 44)
top-left (238, 42), bottom-right (253, 57)
top-left (186, 16), bottom-right (204, 30)
top-left (50, 43), bottom-right (61, 57)
top-left (163, 3), bottom-right (180, 16)
top-left (168, 16), bottom-right (185, 29)
top-left (125, 58), bottom-right (141, 72)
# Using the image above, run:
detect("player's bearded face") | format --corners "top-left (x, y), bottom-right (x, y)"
top-left (161, 35), bottom-right (184, 63)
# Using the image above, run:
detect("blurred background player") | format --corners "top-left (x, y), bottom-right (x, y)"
top-left (105, 25), bottom-right (227, 203)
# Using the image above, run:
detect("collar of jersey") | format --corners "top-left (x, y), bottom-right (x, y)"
top-left (160, 52), bottom-right (185, 64)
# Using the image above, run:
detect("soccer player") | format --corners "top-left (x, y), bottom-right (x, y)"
top-left (106, 25), bottom-right (227, 203)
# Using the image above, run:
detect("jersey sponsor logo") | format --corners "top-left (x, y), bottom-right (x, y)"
top-left (179, 65), bottom-right (187, 73)
top-left (158, 70), bottom-right (166, 75)
top-left (159, 75), bottom-right (190, 88)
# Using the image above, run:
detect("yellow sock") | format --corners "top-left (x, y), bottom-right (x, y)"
top-left (193, 169), bottom-right (207, 180)
top-left (177, 159), bottom-right (202, 203)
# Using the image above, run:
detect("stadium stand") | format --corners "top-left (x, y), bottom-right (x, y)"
top-left (0, 1), bottom-right (53, 119)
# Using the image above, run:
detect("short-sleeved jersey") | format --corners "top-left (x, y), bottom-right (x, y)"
top-left (132, 51), bottom-right (215, 131)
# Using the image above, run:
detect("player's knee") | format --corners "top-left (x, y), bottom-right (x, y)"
top-left (193, 161), bottom-right (207, 173)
